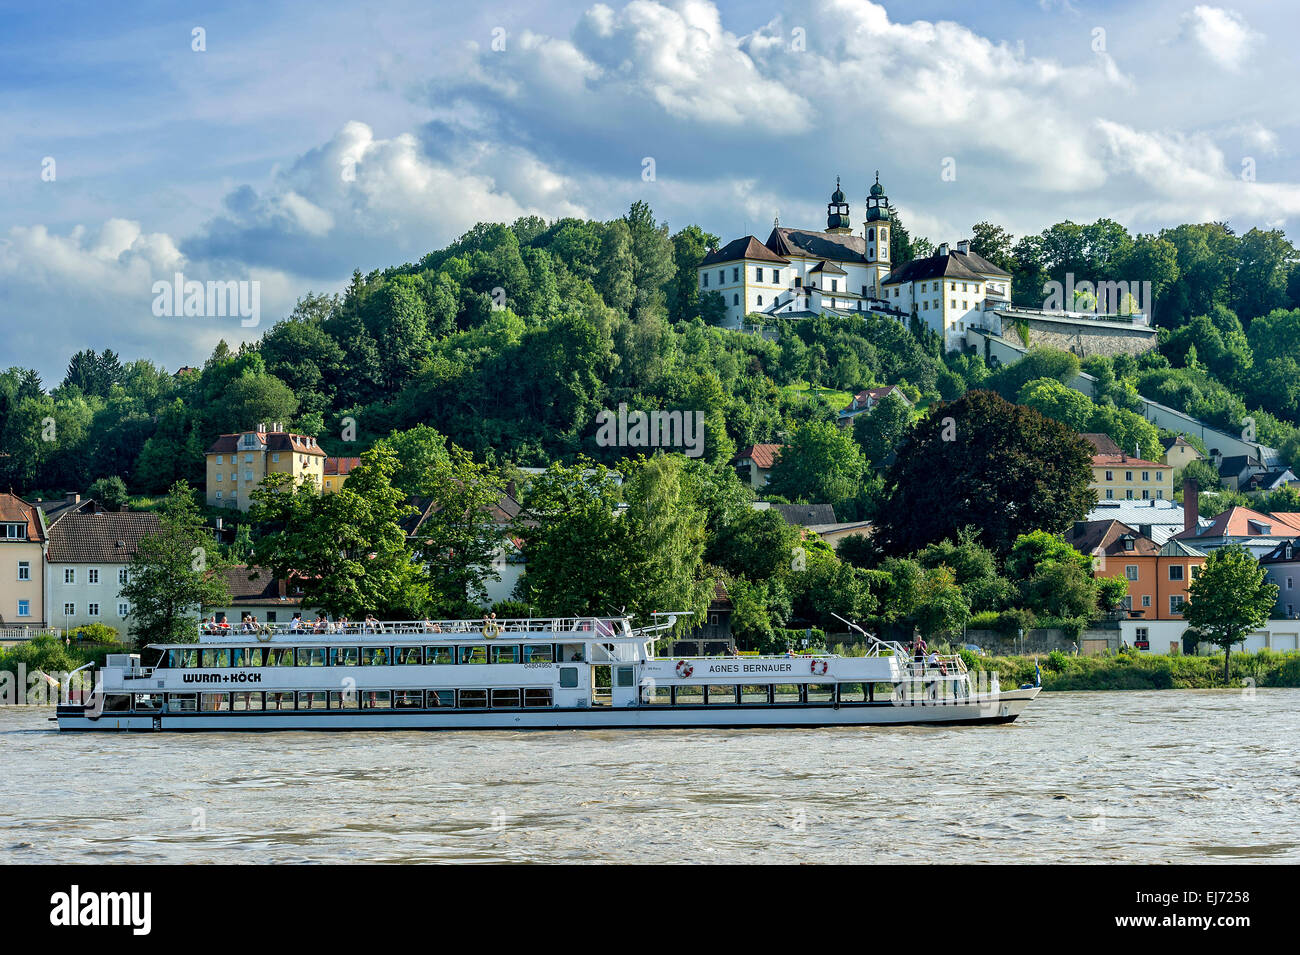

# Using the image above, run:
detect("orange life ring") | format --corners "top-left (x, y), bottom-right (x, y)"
top-left (675, 660), bottom-right (694, 678)
top-left (810, 659), bottom-right (828, 676)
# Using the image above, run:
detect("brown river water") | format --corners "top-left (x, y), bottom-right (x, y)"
top-left (2, 689), bottom-right (1296, 864)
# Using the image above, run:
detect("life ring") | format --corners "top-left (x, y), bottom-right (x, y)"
top-left (810, 659), bottom-right (828, 676)
top-left (481, 622), bottom-right (502, 639)
top-left (675, 660), bottom-right (694, 678)
top-left (256, 627), bottom-right (274, 643)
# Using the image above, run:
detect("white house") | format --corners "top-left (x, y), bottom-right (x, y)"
top-left (880, 241), bottom-right (1013, 352)
top-left (44, 511), bottom-right (161, 636)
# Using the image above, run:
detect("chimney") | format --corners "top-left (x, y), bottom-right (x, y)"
top-left (65, 492), bottom-right (79, 505)
top-left (937, 242), bottom-right (950, 257)
top-left (215, 517), bottom-right (223, 532)
top-left (1139, 523), bottom-right (1153, 540)
top-left (956, 239), bottom-right (971, 255)
top-left (1184, 478), bottom-right (1199, 533)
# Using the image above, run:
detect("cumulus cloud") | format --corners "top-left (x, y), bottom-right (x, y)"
top-left (1180, 5), bottom-right (1261, 72)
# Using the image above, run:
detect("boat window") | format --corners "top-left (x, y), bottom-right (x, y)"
top-left (458, 689), bottom-right (488, 708)
top-left (616, 666), bottom-right (635, 688)
top-left (394, 646), bottom-right (423, 665)
top-left (296, 647), bottom-right (327, 667)
top-left (229, 648), bottom-right (247, 667)
top-left (558, 667), bottom-right (579, 688)
top-left (132, 693), bottom-right (163, 712)
top-left (459, 646), bottom-right (487, 665)
top-left (641, 684), bottom-right (671, 705)
top-left (167, 693), bottom-right (197, 712)
top-left (200, 693), bottom-right (230, 712)
top-left (169, 649), bottom-right (199, 668)
top-left (522, 644), bottom-right (554, 663)
top-left (201, 648), bottom-right (230, 668)
top-left (740, 685), bottom-right (771, 704)
top-left (424, 646), bottom-right (454, 665)
top-left (242, 647), bottom-right (265, 668)
top-left (491, 688), bottom-right (521, 708)
top-left (265, 691), bottom-right (296, 711)
top-left (806, 684), bottom-right (834, 704)
top-left (838, 682), bottom-right (867, 703)
top-left (361, 647), bottom-right (390, 666)
top-left (104, 694), bottom-right (131, 712)
top-left (427, 689), bottom-right (455, 707)
top-left (330, 647), bottom-right (360, 666)
top-left (523, 688), bottom-right (553, 707)
top-left (232, 691), bottom-right (263, 711)
top-left (394, 690), bottom-right (423, 708)
top-left (266, 647), bottom-right (295, 667)
top-left (329, 690), bottom-right (359, 711)
top-left (707, 684), bottom-right (737, 704)
top-left (361, 690), bottom-right (391, 709)
top-left (674, 684), bottom-right (704, 705)
top-left (773, 684), bottom-right (802, 704)
top-left (491, 645), bottom-right (520, 664)
top-left (298, 691), bottom-right (328, 710)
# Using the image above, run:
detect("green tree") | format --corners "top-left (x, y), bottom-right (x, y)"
top-left (88, 475), bottom-right (129, 510)
top-left (1183, 545), bottom-right (1278, 679)
top-left (766, 419), bottom-right (865, 508)
top-left (852, 391), bottom-right (913, 466)
top-left (120, 481), bottom-right (231, 647)
top-left (875, 391), bottom-right (1096, 556)
top-left (1017, 377), bottom-right (1094, 431)
top-left (620, 455), bottom-right (712, 624)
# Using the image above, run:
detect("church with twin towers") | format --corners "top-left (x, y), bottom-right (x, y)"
top-left (698, 174), bottom-right (1013, 352)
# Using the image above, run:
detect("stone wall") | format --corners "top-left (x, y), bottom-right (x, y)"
top-left (1019, 314), bottom-right (1157, 359)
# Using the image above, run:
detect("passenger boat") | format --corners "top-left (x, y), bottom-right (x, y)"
top-left (54, 614), bottom-right (1040, 731)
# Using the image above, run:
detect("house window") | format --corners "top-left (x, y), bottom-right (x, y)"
top-left (17, 561), bottom-right (29, 581)
top-left (17, 600), bottom-right (30, 617)
top-left (1121, 595), bottom-right (1132, 610)
top-left (1157, 491), bottom-right (1164, 499)
top-left (119, 568), bottom-right (128, 585)
top-left (1169, 565), bottom-right (1184, 581)
top-left (216, 473), bottom-right (223, 481)
top-left (1191, 565), bottom-right (1201, 579)
top-left (1125, 565), bottom-right (1139, 581)
top-left (1125, 471), bottom-right (1133, 481)
top-left (216, 455), bottom-right (223, 464)
top-left (1169, 595), bottom-right (1185, 615)
top-left (702, 273), bottom-right (709, 288)
top-left (64, 569), bottom-right (75, 584)
top-left (272, 453), bottom-right (280, 463)
top-left (733, 294), bottom-right (739, 305)
top-left (1142, 490), bottom-right (1150, 500)
top-left (1142, 471), bottom-right (1149, 481)
top-left (951, 299), bottom-right (957, 309)
top-left (1135, 627), bottom-right (1149, 642)
top-left (118, 602), bottom-right (129, 617)
top-left (88, 603), bottom-right (100, 617)
top-left (732, 268), bottom-right (738, 282)
top-left (1142, 595), bottom-right (1151, 607)
top-left (244, 470), bottom-right (253, 481)
top-left (88, 569), bottom-right (99, 585)
top-left (1126, 490), bottom-right (1134, 499)
top-left (755, 268), bottom-right (763, 282)
top-left (1156, 472), bottom-right (1163, 481)
top-left (216, 491), bottom-right (223, 500)
top-left (773, 270), bottom-right (781, 284)
top-left (1288, 576), bottom-right (1294, 590)
top-left (1105, 490), bottom-right (1114, 499)
top-left (63, 603), bottom-right (75, 616)
top-left (244, 454), bottom-right (253, 463)
top-left (1105, 471), bottom-right (1113, 481)
top-left (757, 295), bottom-right (763, 305)
top-left (718, 270), bottom-right (724, 284)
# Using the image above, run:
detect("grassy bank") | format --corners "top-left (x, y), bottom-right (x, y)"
top-left (965, 648), bottom-right (1300, 691)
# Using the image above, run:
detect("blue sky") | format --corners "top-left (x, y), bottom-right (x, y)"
top-left (3, 0), bottom-right (1298, 383)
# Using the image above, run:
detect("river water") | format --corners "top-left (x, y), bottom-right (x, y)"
top-left (2, 689), bottom-right (1296, 864)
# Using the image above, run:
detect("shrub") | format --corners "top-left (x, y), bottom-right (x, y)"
top-left (66, 623), bottom-right (121, 644)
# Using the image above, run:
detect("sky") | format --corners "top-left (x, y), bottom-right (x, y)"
top-left (2, 0), bottom-right (1298, 384)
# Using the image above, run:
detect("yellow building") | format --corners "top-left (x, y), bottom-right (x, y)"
top-left (322, 457), bottom-right (361, 494)
top-left (205, 425), bottom-right (326, 511)
top-left (0, 492), bottom-right (48, 630)
top-left (1091, 452), bottom-right (1173, 502)
top-left (1160, 436), bottom-right (1202, 478)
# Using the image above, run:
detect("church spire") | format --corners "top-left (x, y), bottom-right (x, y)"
top-left (827, 176), bottom-right (851, 234)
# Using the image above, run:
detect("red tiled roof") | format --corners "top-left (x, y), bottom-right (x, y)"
top-left (1081, 433), bottom-right (1121, 455)
top-left (1091, 453), bottom-right (1170, 469)
top-left (0, 492), bottom-right (45, 543)
top-left (324, 457), bottom-right (362, 476)
top-left (222, 565), bottom-right (302, 605)
top-left (206, 431), bottom-right (326, 456)
top-left (1175, 506), bottom-right (1300, 541)
top-left (733, 444), bottom-right (782, 469)
top-left (700, 236), bottom-right (790, 267)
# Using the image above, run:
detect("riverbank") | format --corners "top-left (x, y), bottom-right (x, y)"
top-left (966, 648), bottom-right (1300, 691)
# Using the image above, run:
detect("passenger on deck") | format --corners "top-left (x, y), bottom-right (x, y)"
top-left (314, 613), bottom-right (328, 633)
top-left (927, 651), bottom-right (947, 676)
top-left (912, 636), bottom-right (928, 668)
top-left (289, 613), bottom-right (303, 631)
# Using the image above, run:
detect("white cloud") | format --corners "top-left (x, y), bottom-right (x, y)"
top-left (1180, 5), bottom-right (1261, 72)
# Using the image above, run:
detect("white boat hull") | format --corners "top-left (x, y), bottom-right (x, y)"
top-left (55, 688), bottom-right (1040, 732)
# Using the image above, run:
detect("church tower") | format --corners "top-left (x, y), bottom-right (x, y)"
top-left (864, 171), bottom-right (891, 266)
top-left (826, 177), bottom-right (851, 235)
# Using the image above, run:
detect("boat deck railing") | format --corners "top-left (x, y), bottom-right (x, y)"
top-left (196, 616), bottom-right (631, 641)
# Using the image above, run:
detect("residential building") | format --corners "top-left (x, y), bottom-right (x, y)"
top-left (1121, 618), bottom-right (1300, 655)
top-left (1215, 452), bottom-right (1269, 491)
top-left (881, 239), bottom-right (1013, 352)
top-left (1081, 433), bottom-right (1121, 455)
top-left (210, 566), bottom-right (307, 625)
top-left (205, 423), bottom-right (327, 511)
top-left (0, 492), bottom-right (47, 630)
top-left (732, 444), bottom-right (782, 490)
top-left (1085, 498), bottom-right (1207, 545)
top-left (1089, 450), bottom-right (1172, 501)
top-left (1258, 539), bottom-right (1300, 619)
top-left (1240, 468), bottom-right (1298, 493)
top-left (44, 510), bottom-right (162, 634)
top-left (837, 385), bottom-right (912, 427)
top-left (1067, 519), bottom-right (1206, 620)
top-left (1160, 435), bottom-right (1201, 476)
top-left (769, 503), bottom-right (838, 528)
top-left (30, 493), bottom-right (100, 527)
top-left (323, 456), bottom-right (361, 494)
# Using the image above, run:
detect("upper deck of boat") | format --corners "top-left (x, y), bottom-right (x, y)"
top-left (186, 616), bottom-right (636, 648)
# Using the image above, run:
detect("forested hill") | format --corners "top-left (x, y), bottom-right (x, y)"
top-left (4, 201), bottom-right (1300, 500)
